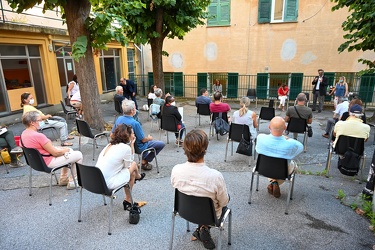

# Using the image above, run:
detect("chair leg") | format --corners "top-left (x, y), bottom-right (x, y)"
top-left (78, 187), bottom-right (83, 222)
top-left (108, 196), bottom-right (113, 235)
top-left (285, 179), bottom-right (294, 215)
top-left (218, 227), bottom-right (223, 250)
top-left (79, 134), bottom-right (82, 151)
top-left (186, 220), bottom-right (190, 232)
top-left (169, 214), bottom-right (176, 250)
top-left (325, 150), bottom-right (333, 177)
top-left (224, 139), bottom-right (229, 162)
top-left (29, 166), bottom-right (32, 196)
top-left (49, 172), bottom-right (53, 206)
top-left (103, 195), bottom-right (107, 205)
top-left (256, 174), bottom-right (260, 191)
top-left (152, 149), bottom-right (160, 173)
top-left (92, 138), bottom-right (96, 161)
top-left (303, 133), bottom-right (308, 152)
top-left (248, 173), bottom-right (255, 204)
top-left (228, 210), bottom-right (232, 245)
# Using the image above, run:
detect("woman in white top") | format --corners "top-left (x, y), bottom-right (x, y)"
top-left (232, 96), bottom-right (258, 138)
top-left (147, 85), bottom-right (157, 100)
top-left (96, 124), bottom-right (145, 211)
top-left (67, 74), bottom-right (80, 98)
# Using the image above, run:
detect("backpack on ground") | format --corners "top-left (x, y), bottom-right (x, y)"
top-left (213, 113), bottom-right (229, 136)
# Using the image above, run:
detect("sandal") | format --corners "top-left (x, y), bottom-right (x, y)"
top-left (123, 200), bottom-right (139, 211)
top-left (135, 173), bottom-right (146, 183)
top-left (67, 135), bottom-right (74, 140)
top-left (141, 163), bottom-right (153, 171)
top-left (61, 142), bottom-right (73, 146)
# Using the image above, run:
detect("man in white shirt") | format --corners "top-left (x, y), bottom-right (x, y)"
top-left (322, 97), bottom-right (349, 138)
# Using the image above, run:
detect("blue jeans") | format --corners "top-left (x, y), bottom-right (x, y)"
top-left (143, 140), bottom-right (165, 162)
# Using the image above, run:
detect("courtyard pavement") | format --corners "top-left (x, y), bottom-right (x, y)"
top-left (0, 97), bottom-right (375, 250)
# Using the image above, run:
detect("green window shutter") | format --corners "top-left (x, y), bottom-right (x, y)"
top-left (324, 72), bottom-right (335, 102)
top-left (258, 0), bottom-right (271, 24)
top-left (207, 0), bottom-right (219, 26)
top-left (227, 72), bottom-right (238, 98)
top-left (208, 0), bottom-right (230, 26)
top-left (197, 73), bottom-right (208, 96)
top-left (359, 74), bottom-right (375, 103)
top-left (173, 72), bottom-right (184, 97)
top-left (219, 0), bottom-right (230, 25)
top-left (289, 73), bottom-right (303, 100)
top-left (284, 0), bottom-right (298, 22)
top-left (148, 72), bottom-right (154, 87)
top-left (256, 73), bottom-right (268, 99)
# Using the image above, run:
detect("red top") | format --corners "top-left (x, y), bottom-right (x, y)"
top-left (278, 86), bottom-right (289, 96)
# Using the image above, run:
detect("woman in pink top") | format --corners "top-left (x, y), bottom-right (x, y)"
top-left (20, 111), bottom-right (83, 190)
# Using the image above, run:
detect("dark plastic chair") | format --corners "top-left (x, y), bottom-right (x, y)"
top-left (257, 107), bottom-right (275, 132)
top-left (248, 154), bottom-right (295, 215)
top-left (60, 100), bottom-right (77, 120)
top-left (114, 97), bottom-right (123, 122)
top-left (134, 142), bottom-right (159, 174)
top-left (22, 147), bottom-right (77, 206)
top-left (160, 114), bottom-right (186, 151)
top-left (210, 112), bottom-right (229, 140)
top-left (76, 163), bottom-right (133, 235)
top-left (75, 119), bottom-right (109, 160)
top-left (224, 123), bottom-right (254, 165)
top-left (286, 117), bottom-right (308, 152)
top-left (196, 103), bottom-right (211, 126)
top-left (246, 88), bottom-right (257, 108)
top-left (325, 135), bottom-right (365, 179)
top-left (170, 189), bottom-right (232, 250)
top-left (147, 98), bottom-right (153, 107)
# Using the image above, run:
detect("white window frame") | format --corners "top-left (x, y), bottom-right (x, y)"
top-left (270, 0), bottom-right (286, 23)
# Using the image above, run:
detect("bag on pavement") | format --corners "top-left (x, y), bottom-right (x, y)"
top-left (0, 149), bottom-right (11, 164)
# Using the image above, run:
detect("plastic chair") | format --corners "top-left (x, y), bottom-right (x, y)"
top-left (195, 104), bottom-right (211, 127)
top-left (170, 189), bottom-right (232, 250)
top-left (246, 88), bottom-right (257, 108)
top-left (149, 104), bottom-right (161, 130)
top-left (134, 142), bottom-right (159, 174)
top-left (76, 163), bottom-right (133, 235)
top-left (159, 114), bottom-right (186, 151)
top-left (224, 123), bottom-right (254, 166)
top-left (75, 119), bottom-right (109, 160)
top-left (114, 98), bottom-right (123, 123)
top-left (22, 147), bottom-right (77, 206)
top-left (210, 112), bottom-right (229, 140)
top-left (286, 117), bottom-right (308, 152)
top-left (257, 107), bottom-right (275, 132)
top-left (248, 154), bottom-right (295, 215)
top-left (60, 100), bottom-right (77, 120)
top-left (325, 135), bottom-right (365, 179)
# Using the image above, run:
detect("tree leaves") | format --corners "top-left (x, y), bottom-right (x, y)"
top-left (72, 36), bottom-right (87, 62)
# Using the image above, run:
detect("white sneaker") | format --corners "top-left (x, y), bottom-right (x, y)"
top-left (66, 180), bottom-right (77, 190)
top-left (10, 146), bottom-right (23, 154)
top-left (9, 160), bottom-right (25, 168)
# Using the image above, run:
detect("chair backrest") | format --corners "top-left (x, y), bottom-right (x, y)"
top-left (286, 117), bottom-right (307, 134)
top-left (76, 119), bottom-right (94, 139)
top-left (161, 114), bottom-right (179, 132)
top-left (114, 97), bottom-right (123, 114)
top-left (76, 163), bottom-right (111, 196)
top-left (334, 135), bottom-right (365, 156)
top-left (60, 100), bottom-right (69, 114)
top-left (22, 147), bottom-right (51, 173)
top-left (256, 154), bottom-right (289, 180)
top-left (229, 123), bottom-right (251, 142)
top-left (150, 103), bottom-right (161, 115)
top-left (259, 107), bottom-right (275, 120)
top-left (197, 104), bottom-right (211, 116)
top-left (133, 141), bottom-right (143, 154)
top-left (147, 98), bottom-right (153, 107)
top-left (247, 88), bottom-right (256, 98)
top-left (211, 112), bottom-right (228, 123)
top-left (304, 92), bottom-right (310, 102)
top-left (174, 189), bottom-right (218, 227)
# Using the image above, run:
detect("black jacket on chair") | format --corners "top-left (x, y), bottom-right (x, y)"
top-left (161, 105), bottom-right (182, 123)
top-left (312, 75), bottom-right (328, 96)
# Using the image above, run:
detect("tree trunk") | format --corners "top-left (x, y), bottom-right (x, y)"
top-left (63, 0), bottom-right (105, 130)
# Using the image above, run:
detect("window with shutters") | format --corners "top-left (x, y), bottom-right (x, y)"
top-left (207, 0), bottom-right (230, 26)
top-left (258, 0), bottom-right (298, 24)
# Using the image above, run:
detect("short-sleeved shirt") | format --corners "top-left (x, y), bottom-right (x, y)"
top-left (23, 105), bottom-right (44, 116)
top-left (112, 115), bottom-right (147, 151)
top-left (334, 101), bottom-right (349, 117)
top-left (333, 117), bottom-right (370, 147)
top-left (21, 129), bottom-right (53, 165)
top-left (210, 102), bottom-right (230, 113)
top-left (256, 133), bottom-right (303, 160)
top-left (285, 105), bottom-right (312, 120)
top-left (153, 97), bottom-right (165, 106)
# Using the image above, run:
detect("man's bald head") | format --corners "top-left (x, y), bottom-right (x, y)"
top-left (269, 116), bottom-right (286, 136)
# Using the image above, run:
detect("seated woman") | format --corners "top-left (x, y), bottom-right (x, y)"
top-left (20, 111), bottom-right (83, 189)
top-left (278, 83), bottom-right (289, 111)
top-left (0, 126), bottom-right (25, 167)
top-left (21, 92), bottom-right (74, 146)
top-left (232, 97), bottom-right (258, 139)
top-left (147, 85), bottom-right (157, 100)
top-left (213, 79), bottom-right (222, 94)
top-left (96, 124), bottom-right (145, 211)
top-left (161, 96), bottom-right (185, 145)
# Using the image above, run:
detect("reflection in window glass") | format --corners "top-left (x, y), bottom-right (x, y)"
top-left (28, 45), bottom-right (40, 56)
top-left (30, 59), bottom-right (46, 104)
top-left (0, 45), bottom-right (26, 56)
top-left (2, 59), bottom-right (31, 90)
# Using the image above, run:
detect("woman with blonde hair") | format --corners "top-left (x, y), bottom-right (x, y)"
top-left (329, 76), bottom-right (348, 109)
top-left (232, 97), bottom-right (258, 138)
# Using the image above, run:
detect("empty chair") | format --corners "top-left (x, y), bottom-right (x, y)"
top-left (196, 103), bottom-right (211, 127)
top-left (60, 100), bottom-right (77, 120)
top-left (23, 147), bottom-right (77, 206)
top-left (325, 135), bottom-right (365, 178)
top-left (286, 118), bottom-right (308, 152)
top-left (160, 114), bottom-right (186, 150)
top-left (76, 163), bottom-right (133, 235)
top-left (257, 107), bottom-right (275, 132)
top-left (76, 119), bottom-right (109, 160)
top-left (248, 154), bottom-right (295, 215)
top-left (246, 88), bottom-right (257, 108)
top-left (224, 123), bottom-right (254, 165)
top-left (134, 142), bottom-right (159, 174)
top-left (170, 189), bottom-right (232, 250)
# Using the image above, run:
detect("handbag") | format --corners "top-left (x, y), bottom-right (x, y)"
top-left (0, 148), bottom-right (11, 164)
top-left (236, 135), bottom-right (252, 156)
top-left (129, 206), bottom-right (141, 224)
top-left (294, 106), bottom-right (312, 137)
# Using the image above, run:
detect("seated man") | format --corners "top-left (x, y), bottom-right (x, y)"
top-left (322, 96), bottom-right (349, 138)
top-left (256, 116), bottom-right (303, 198)
top-left (209, 92), bottom-right (230, 114)
top-left (333, 104), bottom-right (370, 148)
top-left (0, 126), bottom-right (25, 167)
top-left (195, 88), bottom-right (212, 107)
top-left (284, 93), bottom-right (312, 139)
top-left (171, 129), bottom-right (229, 250)
top-left (112, 99), bottom-right (165, 171)
top-left (114, 86), bottom-right (140, 122)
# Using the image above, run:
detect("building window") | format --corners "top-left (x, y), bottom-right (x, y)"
top-left (127, 48), bottom-right (136, 81)
top-left (99, 48), bottom-right (121, 91)
top-left (207, 0), bottom-right (230, 27)
top-left (258, 0), bottom-right (298, 24)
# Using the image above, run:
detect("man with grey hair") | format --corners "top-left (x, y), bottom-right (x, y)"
top-left (333, 104), bottom-right (370, 147)
top-left (322, 96), bottom-right (349, 138)
top-left (112, 99), bottom-right (165, 170)
top-left (284, 93), bottom-right (312, 139)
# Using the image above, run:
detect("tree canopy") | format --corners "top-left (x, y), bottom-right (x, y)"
top-left (331, 0), bottom-right (375, 73)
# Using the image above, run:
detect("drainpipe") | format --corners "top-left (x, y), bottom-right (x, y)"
top-left (134, 44), bottom-right (145, 96)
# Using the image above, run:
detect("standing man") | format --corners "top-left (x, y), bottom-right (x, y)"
top-left (195, 88), bottom-right (212, 107)
top-left (312, 69), bottom-right (328, 113)
top-left (120, 77), bottom-right (138, 109)
top-left (284, 93), bottom-right (312, 139)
